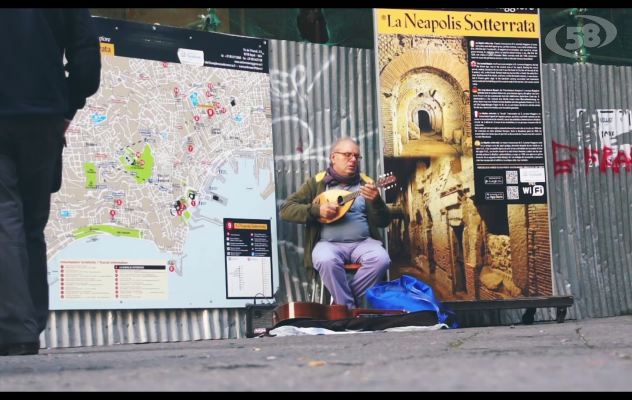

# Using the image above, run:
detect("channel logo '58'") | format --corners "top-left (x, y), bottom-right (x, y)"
top-left (545, 14), bottom-right (617, 59)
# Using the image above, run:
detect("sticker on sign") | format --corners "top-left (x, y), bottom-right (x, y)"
top-left (177, 48), bottom-right (204, 66)
top-left (520, 167), bottom-right (546, 183)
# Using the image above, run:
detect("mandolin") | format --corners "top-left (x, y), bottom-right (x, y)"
top-left (272, 301), bottom-right (408, 326)
top-left (313, 172), bottom-right (397, 224)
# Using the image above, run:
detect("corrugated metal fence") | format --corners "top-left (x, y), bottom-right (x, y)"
top-left (40, 48), bottom-right (632, 349)
top-left (542, 63), bottom-right (632, 319)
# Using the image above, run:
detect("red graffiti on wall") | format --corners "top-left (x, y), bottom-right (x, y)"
top-left (601, 146), bottom-right (614, 173)
top-left (612, 149), bottom-right (632, 173)
top-left (552, 140), bottom-right (631, 177)
top-left (552, 141), bottom-right (577, 176)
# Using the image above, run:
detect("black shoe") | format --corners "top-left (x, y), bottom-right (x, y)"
top-left (0, 342), bottom-right (40, 356)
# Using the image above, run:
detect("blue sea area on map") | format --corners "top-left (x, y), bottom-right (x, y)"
top-left (47, 157), bottom-right (278, 310)
top-left (190, 92), bottom-right (199, 107)
top-left (91, 113), bottom-right (107, 124)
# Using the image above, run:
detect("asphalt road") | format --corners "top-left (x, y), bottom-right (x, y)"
top-left (1, 315), bottom-right (631, 391)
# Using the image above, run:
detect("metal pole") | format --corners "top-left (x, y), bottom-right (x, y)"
top-left (570, 8), bottom-right (589, 64)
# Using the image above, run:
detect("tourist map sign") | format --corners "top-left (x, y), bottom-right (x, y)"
top-left (46, 17), bottom-right (278, 310)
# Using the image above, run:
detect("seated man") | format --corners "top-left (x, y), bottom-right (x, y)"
top-left (280, 137), bottom-right (392, 309)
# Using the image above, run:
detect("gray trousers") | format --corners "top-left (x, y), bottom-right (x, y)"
top-left (0, 116), bottom-right (65, 343)
top-left (312, 237), bottom-right (391, 309)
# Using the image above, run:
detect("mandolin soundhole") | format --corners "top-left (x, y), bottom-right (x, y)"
top-left (337, 196), bottom-right (343, 205)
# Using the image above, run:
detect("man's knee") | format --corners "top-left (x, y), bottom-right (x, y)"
top-left (363, 247), bottom-right (391, 270)
top-left (375, 251), bottom-right (391, 277)
top-left (312, 245), bottom-right (343, 272)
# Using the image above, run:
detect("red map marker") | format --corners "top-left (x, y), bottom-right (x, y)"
top-left (191, 200), bottom-right (197, 206)
top-left (174, 87), bottom-right (179, 95)
top-left (110, 210), bottom-right (116, 217)
top-left (207, 108), bottom-right (214, 117)
top-left (177, 210), bottom-right (183, 216)
top-left (163, 62), bottom-right (168, 68)
top-left (116, 199), bottom-right (123, 206)
top-left (194, 116), bottom-right (200, 122)
top-left (136, 152), bottom-right (141, 158)
top-left (169, 266), bottom-right (175, 272)
top-left (206, 91), bottom-right (211, 97)
top-left (188, 145), bottom-right (194, 153)
top-left (207, 83), bottom-right (213, 90)
top-left (140, 160), bottom-right (145, 166)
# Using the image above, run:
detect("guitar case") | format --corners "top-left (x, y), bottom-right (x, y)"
top-left (267, 309), bottom-right (454, 333)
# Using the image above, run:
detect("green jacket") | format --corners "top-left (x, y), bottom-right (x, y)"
top-left (279, 170), bottom-right (392, 280)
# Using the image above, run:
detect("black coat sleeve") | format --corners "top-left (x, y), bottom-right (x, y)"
top-left (63, 9), bottom-right (102, 121)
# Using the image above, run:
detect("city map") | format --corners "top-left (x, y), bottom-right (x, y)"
top-left (45, 18), bottom-right (278, 310)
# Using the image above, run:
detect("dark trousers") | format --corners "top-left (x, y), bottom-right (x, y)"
top-left (0, 116), bottom-right (65, 343)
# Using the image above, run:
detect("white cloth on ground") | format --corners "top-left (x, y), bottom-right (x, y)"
top-left (267, 324), bottom-right (448, 337)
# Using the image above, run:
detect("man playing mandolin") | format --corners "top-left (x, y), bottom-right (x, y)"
top-left (280, 137), bottom-right (392, 309)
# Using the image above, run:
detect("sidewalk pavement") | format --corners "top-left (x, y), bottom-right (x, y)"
top-left (1, 315), bottom-right (631, 391)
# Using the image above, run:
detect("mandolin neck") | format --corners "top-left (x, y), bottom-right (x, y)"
top-left (341, 190), bottom-right (362, 205)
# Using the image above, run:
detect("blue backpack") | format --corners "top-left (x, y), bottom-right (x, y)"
top-left (366, 275), bottom-right (459, 329)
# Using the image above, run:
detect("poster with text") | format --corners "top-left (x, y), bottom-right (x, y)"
top-left (374, 8), bottom-right (554, 301)
top-left (46, 17), bottom-right (278, 310)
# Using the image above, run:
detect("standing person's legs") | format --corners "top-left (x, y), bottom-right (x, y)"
top-left (312, 241), bottom-right (355, 308)
top-left (18, 117), bottom-right (65, 334)
top-left (349, 237), bottom-right (391, 306)
top-left (0, 116), bottom-right (64, 354)
top-left (0, 118), bottom-right (39, 351)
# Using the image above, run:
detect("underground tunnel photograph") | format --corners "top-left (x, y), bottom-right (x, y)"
top-left (378, 33), bottom-right (472, 159)
top-left (384, 155), bottom-right (553, 302)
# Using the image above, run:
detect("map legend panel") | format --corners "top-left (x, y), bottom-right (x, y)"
top-left (224, 218), bottom-right (273, 299)
top-left (59, 260), bottom-right (168, 301)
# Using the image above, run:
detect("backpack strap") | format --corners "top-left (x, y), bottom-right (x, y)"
top-left (314, 171), bottom-right (327, 182)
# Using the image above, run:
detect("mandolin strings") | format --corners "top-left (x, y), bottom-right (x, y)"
top-left (339, 176), bottom-right (391, 205)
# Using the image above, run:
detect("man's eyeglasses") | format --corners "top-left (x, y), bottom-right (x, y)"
top-left (334, 152), bottom-right (362, 160)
